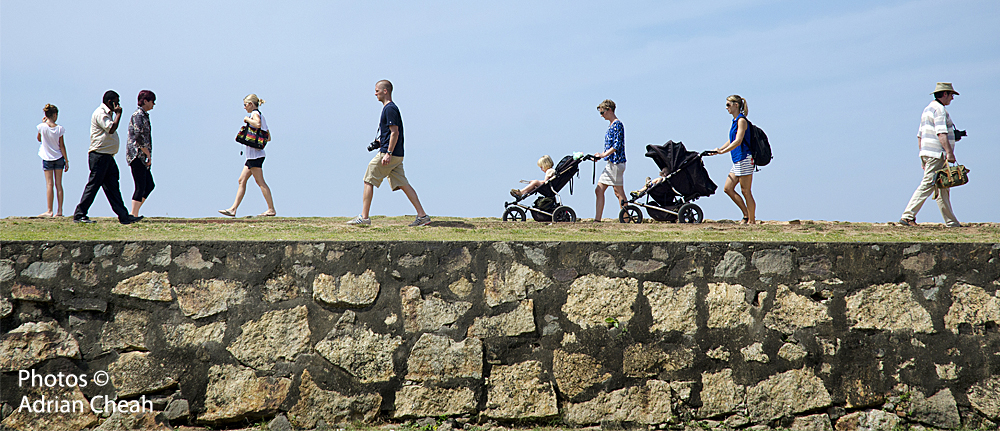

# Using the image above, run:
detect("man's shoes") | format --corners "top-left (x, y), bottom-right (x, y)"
top-left (120, 215), bottom-right (144, 225)
top-left (74, 216), bottom-right (95, 224)
top-left (409, 215), bottom-right (432, 226)
top-left (899, 218), bottom-right (918, 227)
top-left (347, 215), bottom-right (371, 226)
top-left (510, 189), bottom-right (522, 199)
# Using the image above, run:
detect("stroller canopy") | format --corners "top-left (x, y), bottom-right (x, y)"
top-left (645, 141), bottom-right (717, 201)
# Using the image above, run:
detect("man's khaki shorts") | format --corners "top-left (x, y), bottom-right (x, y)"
top-left (363, 153), bottom-right (409, 191)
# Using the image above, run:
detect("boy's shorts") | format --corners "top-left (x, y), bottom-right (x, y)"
top-left (363, 153), bottom-right (409, 191)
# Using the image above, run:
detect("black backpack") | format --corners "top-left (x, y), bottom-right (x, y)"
top-left (743, 118), bottom-right (772, 167)
top-left (554, 155), bottom-right (575, 173)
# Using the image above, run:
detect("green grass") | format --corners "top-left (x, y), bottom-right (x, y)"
top-left (2, 216), bottom-right (998, 242)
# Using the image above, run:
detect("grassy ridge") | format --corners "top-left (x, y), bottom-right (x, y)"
top-left (2, 216), bottom-right (998, 242)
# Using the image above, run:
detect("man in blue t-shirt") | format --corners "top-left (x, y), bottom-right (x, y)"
top-left (348, 80), bottom-right (431, 226)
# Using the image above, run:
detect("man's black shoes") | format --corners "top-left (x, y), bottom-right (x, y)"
top-left (74, 216), bottom-right (95, 224)
top-left (120, 215), bottom-right (144, 225)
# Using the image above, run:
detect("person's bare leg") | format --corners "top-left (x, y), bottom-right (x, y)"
top-left (399, 184), bottom-right (427, 217)
top-left (521, 180), bottom-right (543, 195)
top-left (249, 167), bottom-right (275, 215)
top-left (225, 166), bottom-right (253, 213)
top-left (131, 198), bottom-right (146, 217)
top-left (595, 183), bottom-right (608, 221)
top-left (361, 182), bottom-right (374, 219)
top-left (738, 174), bottom-right (755, 223)
top-left (53, 169), bottom-right (65, 216)
top-left (40, 170), bottom-right (54, 217)
top-left (723, 173), bottom-right (748, 221)
top-left (613, 185), bottom-right (627, 208)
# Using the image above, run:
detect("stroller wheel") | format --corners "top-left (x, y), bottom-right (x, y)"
top-left (502, 207), bottom-right (527, 222)
top-left (677, 203), bottom-right (703, 224)
top-left (619, 205), bottom-right (643, 224)
top-left (552, 206), bottom-right (577, 223)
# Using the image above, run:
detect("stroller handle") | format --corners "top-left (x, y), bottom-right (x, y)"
top-left (700, 150), bottom-right (717, 157)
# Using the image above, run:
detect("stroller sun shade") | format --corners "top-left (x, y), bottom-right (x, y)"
top-left (644, 141), bottom-right (717, 201)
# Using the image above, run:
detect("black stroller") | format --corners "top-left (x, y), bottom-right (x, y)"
top-left (619, 141), bottom-right (717, 224)
top-left (503, 153), bottom-right (598, 222)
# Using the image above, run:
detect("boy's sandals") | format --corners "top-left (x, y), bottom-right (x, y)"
top-left (218, 209), bottom-right (236, 217)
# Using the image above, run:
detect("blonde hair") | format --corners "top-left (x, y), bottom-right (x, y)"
top-left (43, 104), bottom-right (58, 118)
top-left (726, 95), bottom-right (748, 116)
top-left (538, 155), bottom-right (554, 170)
top-left (244, 94), bottom-right (265, 108)
top-left (597, 99), bottom-right (616, 113)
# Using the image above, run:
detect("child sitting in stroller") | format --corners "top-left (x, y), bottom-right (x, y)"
top-left (510, 155), bottom-right (556, 199)
top-left (630, 175), bottom-right (665, 199)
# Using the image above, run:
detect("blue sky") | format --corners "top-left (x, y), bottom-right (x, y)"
top-left (3, 0), bottom-right (998, 223)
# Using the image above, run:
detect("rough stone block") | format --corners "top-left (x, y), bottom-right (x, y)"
top-left (468, 299), bottom-right (535, 338)
top-left (198, 364), bottom-right (291, 423)
top-left (100, 310), bottom-right (150, 352)
top-left (227, 305), bottom-right (310, 371)
top-left (563, 380), bottom-right (672, 425)
top-left (113, 271), bottom-right (172, 301)
top-left (698, 368), bottom-right (745, 418)
top-left (563, 274), bottom-right (638, 329)
top-left (484, 261), bottom-right (551, 307)
top-left (174, 279), bottom-right (245, 319)
top-left (11, 283), bottom-right (52, 302)
top-left (553, 349), bottom-right (611, 399)
top-left (846, 283), bottom-right (934, 333)
top-left (944, 282), bottom-right (1000, 334)
top-left (483, 360), bottom-right (558, 419)
top-left (406, 333), bottom-right (482, 382)
top-left (108, 351), bottom-right (177, 398)
top-left (315, 310), bottom-right (402, 383)
top-left (908, 388), bottom-right (960, 429)
top-left (0, 321), bottom-right (80, 371)
top-left (763, 285), bottom-right (831, 334)
top-left (313, 269), bottom-right (380, 307)
top-left (746, 368), bottom-right (832, 423)
top-left (394, 385), bottom-right (477, 418)
top-left (401, 286), bottom-right (472, 332)
top-left (288, 369), bottom-right (382, 428)
top-left (714, 250), bottom-right (747, 278)
top-left (706, 282), bottom-right (754, 328)
top-left (645, 282), bottom-right (698, 335)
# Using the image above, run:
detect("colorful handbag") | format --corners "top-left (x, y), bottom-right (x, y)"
top-left (934, 163), bottom-right (970, 188)
top-left (236, 124), bottom-right (270, 150)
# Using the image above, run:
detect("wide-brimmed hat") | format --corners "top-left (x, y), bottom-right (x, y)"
top-left (931, 82), bottom-right (959, 95)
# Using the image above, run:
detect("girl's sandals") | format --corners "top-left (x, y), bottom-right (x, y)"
top-left (218, 209), bottom-right (236, 217)
top-left (258, 211), bottom-right (276, 217)
top-left (741, 217), bottom-right (749, 224)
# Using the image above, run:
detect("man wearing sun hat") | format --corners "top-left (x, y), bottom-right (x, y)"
top-left (900, 82), bottom-right (961, 227)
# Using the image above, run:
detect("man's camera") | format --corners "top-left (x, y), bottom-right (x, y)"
top-left (367, 140), bottom-right (381, 152)
top-left (954, 129), bottom-right (967, 142)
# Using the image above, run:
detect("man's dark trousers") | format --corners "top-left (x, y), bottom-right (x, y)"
top-left (74, 152), bottom-right (130, 222)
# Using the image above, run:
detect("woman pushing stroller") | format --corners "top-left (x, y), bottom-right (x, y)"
top-left (709, 95), bottom-right (756, 224)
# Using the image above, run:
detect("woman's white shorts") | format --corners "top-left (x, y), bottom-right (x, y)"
top-left (730, 156), bottom-right (755, 177)
top-left (598, 162), bottom-right (626, 186)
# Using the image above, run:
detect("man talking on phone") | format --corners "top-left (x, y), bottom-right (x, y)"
top-left (73, 90), bottom-right (143, 224)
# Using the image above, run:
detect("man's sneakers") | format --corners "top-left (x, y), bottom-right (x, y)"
top-left (409, 215), bottom-right (432, 227)
top-left (347, 215), bottom-right (371, 226)
top-left (73, 216), bottom-right (95, 224)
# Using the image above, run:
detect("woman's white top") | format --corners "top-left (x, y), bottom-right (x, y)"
top-left (37, 123), bottom-right (65, 161)
top-left (245, 110), bottom-right (268, 160)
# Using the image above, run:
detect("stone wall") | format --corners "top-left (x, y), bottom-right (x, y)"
top-left (1, 241), bottom-right (999, 431)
